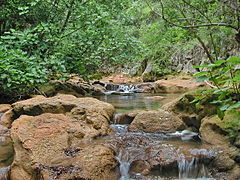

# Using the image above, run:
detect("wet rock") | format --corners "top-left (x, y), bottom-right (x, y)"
top-left (135, 83), bottom-right (155, 93)
top-left (129, 110), bottom-right (186, 133)
top-left (113, 113), bottom-right (135, 124)
top-left (105, 83), bottom-right (120, 91)
top-left (113, 111), bottom-right (144, 124)
top-left (0, 110), bottom-right (14, 128)
top-left (106, 132), bottom-right (214, 179)
top-left (0, 125), bottom-right (13, 167)
top-left (0, 105), bottom-right (11, 114)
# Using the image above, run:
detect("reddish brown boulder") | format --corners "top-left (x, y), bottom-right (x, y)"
top-left (129, 110), bottom-right (186, 133)
top-left (10, 113), bottom-right (118, 180)
top-left (8, 95), bottom-right (117, 180)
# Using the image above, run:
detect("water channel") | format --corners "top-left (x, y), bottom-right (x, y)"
top-left (0, 84), bottom-right (218, 180)
top-left (94, 85), bottom-right (217, 180)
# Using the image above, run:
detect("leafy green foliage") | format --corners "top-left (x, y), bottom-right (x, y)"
top-left (0, 45), bottom-right (47, 96)
top-left (193, 56), bottom-right (240, 119)
top-left (0, 0), bottom-right (144, 99)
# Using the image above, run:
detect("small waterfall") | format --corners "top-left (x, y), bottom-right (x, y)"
top-left (117, 84), bottom-right (136, 93)
top-left (116, 150), bottom-right (131, 180)
top-left (0, 166), bottom-right (10, 180)
top-left (178, 158), bottom-right (207, 179)
top-left (0, 113), bottom-right (3, 120)
top-left (104, 83), bottom-right (138, 94)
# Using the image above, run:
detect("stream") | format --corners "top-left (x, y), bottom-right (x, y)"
top-left (95, 84), bottom-right (216, 180)
top-left (0, 84), bottom-right (217, 180)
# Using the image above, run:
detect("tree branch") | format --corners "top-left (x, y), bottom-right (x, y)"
top-left (148, 0), bottom-right (238, 31)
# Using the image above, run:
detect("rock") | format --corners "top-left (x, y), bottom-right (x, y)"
top-left (144, 96), bottom-right (165, 100)
top-left (142, 61), bottom-right (156, 82)
top-left (0, 105), bottom-right (11, 113)
top-left (0, 110), bottom-right (15, 128)
top-left (113, 110), bottom-right (145, 125)
top-left (154, 79), bottom-right (205, 93)
top-left (128, 110), bottom-right (186, 133)
top-left (101, 74), bottom-right (142, 84)
top-left (200, 115), bottom-right (240, 172)
top-left (11, 94), bottom-right (114, 134)
top-left (10, 114), bottom-right (118, 179)
top-left (7, 94), bottom-right (117, 179)
top-left (0, 125), bottom-right (13, 167)
top-left (39, 77), bottom-right (105, 97)
top-left (135, 83), bottom-right (155, 93)
top-left (113, 113), bottom-right (137, 125)
top-left (162, 93), bottom-right (217, 130)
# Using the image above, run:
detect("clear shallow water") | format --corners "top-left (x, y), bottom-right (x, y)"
top-left (96, 93), bottom-right (181, 113)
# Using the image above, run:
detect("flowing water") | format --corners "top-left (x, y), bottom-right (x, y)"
top-left (105, 125), bottom-right (215, 180)
top-left (0, 85), bottom-right (218, 180)
top-left (96, 83), bottom-right (180, 113)
top-left (95, 85), bottom-right (216, 179)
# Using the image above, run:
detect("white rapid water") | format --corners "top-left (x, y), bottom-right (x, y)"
top-left (117, 84), bottom-right (137, 93)
top-left (0, 166), bottom-right (10, 180)
top-left (116, 149), bottom-right (131, 180)
top-left (178, 158), bottom-right (207, 179)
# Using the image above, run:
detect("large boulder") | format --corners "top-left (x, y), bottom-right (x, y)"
top-left (7, 94), bottom-right (115, 133)
top-left (128, 110), bottom-right (186, 133)
top-left (7, 95), bottom-right (118, 180)
top-left (10, 113), bottom-right (118, 180)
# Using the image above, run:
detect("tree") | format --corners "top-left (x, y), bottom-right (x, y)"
top-left (147, 0), bottom-right (240, 63)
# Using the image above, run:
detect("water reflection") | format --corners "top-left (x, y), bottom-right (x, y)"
top-left (96, 93), bottom-right (180, 113)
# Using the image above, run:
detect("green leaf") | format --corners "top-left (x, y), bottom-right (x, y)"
top-left (220, 104), bottom-right (230, 111)
top-left (196, 75), bottom-right (209, 82)
top-left (217, 108), bottom-right (225, 120)
top-left (193, 65), bottom-right (209, 68)
top-left (226, 56), bottom-right (240, 63)
top-left (214, 60), bottom-right (226, 65)
top-left (194, 71), bottom-right (208, 77)
top-left (190, 96), bottom-right (203, 104)
top-left (227, 102), bottom-right (240, 110)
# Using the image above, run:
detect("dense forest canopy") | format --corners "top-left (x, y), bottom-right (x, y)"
top-left (0, 0), bottom-right (239, 104)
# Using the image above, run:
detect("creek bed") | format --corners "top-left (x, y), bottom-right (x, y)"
top-left (95, 91), bottom-right (217, 180)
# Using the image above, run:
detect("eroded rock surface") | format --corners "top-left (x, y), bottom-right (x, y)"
top-left (200, 115), bottom-right (240, 180)
top-left (129, 110), bottom-right (186, 133)
top-left (8, 94), bottom-right (118, 180)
